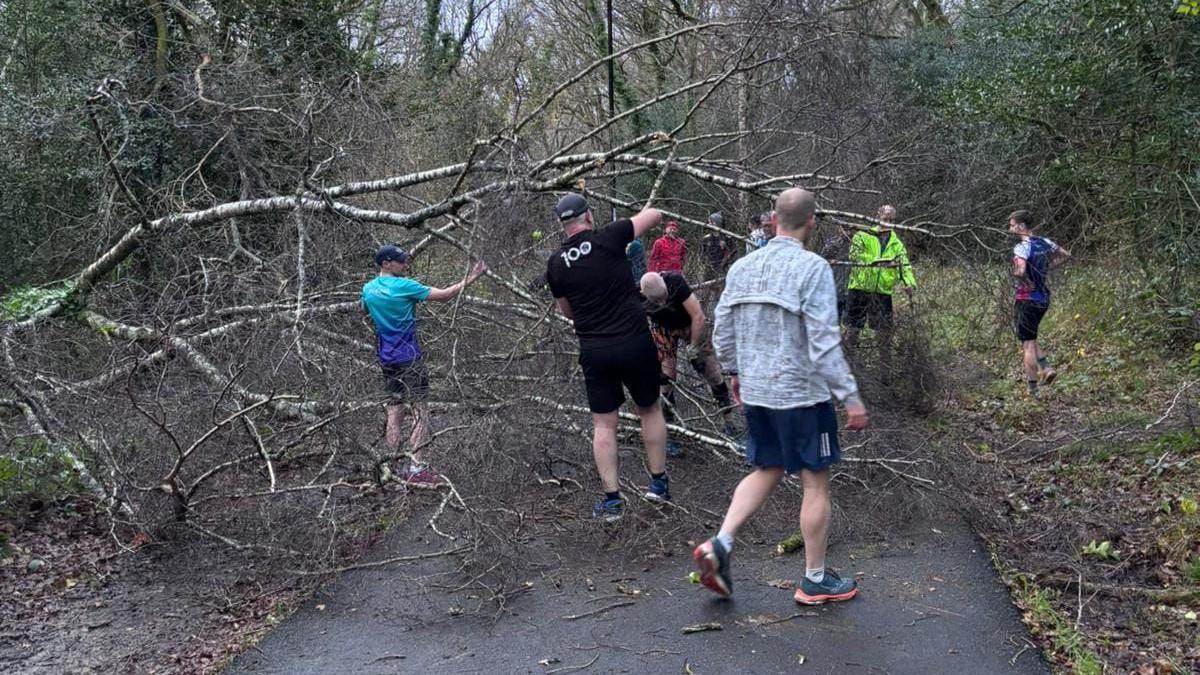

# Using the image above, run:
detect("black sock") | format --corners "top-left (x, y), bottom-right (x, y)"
top-left (1027, 380), bottom-right (1038, 394)
top-left (1037, 356), bottom-right (1049, 369)
top-left (651, 472), bottom-right (667, 482)
top-left (605, 491), bottom-right (620, 502)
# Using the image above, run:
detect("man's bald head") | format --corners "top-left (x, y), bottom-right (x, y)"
top-left (773, 188), bottom-right (817, 233)
top-left (640, 272), bottom-right (668, 303)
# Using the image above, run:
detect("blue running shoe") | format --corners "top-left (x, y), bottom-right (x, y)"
top-left (794, 569), bottom-right (858, 605)
top-left (644, 476), bottom-right (670, 502)
top-left (693, 538), bottom-right (732, 597)
top-left (592, 496), bottom-right (623, 523)
top-left (666, 439), bottom-right (684, 458)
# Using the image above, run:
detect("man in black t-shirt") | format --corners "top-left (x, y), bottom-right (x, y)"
top-left (545, 193), bottom-right (671, 522)
top-left (640, 271), bottom-right (734, 442)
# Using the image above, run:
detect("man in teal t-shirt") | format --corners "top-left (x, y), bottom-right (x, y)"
top-left (362, 245), bottom-right (487, 486)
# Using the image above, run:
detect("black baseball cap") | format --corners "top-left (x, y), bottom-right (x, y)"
top-left (554, 193), bottom-right (590, 221)
top-left (374, 244), bottom-right (409, 266)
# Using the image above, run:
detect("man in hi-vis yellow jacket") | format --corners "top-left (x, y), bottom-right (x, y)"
top-left (844, 205), bottom-right (916, 376)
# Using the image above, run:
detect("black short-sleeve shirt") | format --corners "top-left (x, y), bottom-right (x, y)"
top-left (546, 219), bottom-right (649, 348)
top-left (645, 272), bottom-right (693, 331)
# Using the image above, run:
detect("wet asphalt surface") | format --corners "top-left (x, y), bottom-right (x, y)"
top-left (229, 515), bottom-right (1047, 675)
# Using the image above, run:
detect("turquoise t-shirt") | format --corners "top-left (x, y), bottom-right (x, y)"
top-left (361, 276), bottom-right (432, 364)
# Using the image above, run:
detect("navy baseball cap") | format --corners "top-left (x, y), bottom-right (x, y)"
top-left (554, 193), bottom-right (590, 221)
top-left (374, 244), bottom-right (409, 266)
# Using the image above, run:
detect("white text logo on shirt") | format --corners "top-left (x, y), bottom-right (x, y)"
top-left (560, 241), bottom-right (592, 268)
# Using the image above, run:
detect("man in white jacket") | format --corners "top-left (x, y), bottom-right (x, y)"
top-left (693, 188), bottom-right (869, 605)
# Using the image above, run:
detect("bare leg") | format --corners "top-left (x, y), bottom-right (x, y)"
top-left (386, 403), bottom-right (405, 454)
top-left (799, 469), bottom-right (832, 573)
top-left (636, 401), bottom-right (668, 475)
top-left (689, 336), bottom-right (731, 422)
top-left (592, 412), bottom-right (621, 493)
top-left (660, 352), bottom-right (677, 400)
top-left (718, 467), bottom-right (785, 537)
top-left (1022, 340), bottom-right (1040, 382)
top-left (409, 403), bottom-right (430, 465)
top-left (696, 344), bottom-right (725, 388)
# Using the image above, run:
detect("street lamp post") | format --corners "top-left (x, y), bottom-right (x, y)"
top-left (606, 0), bottom-right (617, 222)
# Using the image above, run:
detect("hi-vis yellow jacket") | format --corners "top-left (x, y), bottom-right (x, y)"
top-left (847, 229), bottom-right (916, 296)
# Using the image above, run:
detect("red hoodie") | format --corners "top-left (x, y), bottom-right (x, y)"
top-left (649, 235), bottom-right (686, 273)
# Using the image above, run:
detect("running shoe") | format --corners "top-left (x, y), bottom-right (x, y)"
top-left (402, 466), bottom-right (446, 487)
top-left (1038, 367), bottom-right (1057, 386)
top-left (592, 496), bottom-right (624, 522)
top-left (794, 569), bottom-right (858, 605)
top-left (692, 538), bottom-right (732, 597)
top-left (645, 476), bottom-right (671, 502)
top-left (666, 439), bottom-right (684, 458)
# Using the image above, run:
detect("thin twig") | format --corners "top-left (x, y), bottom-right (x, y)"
top-left (561, 600), bottom-right (636, 620)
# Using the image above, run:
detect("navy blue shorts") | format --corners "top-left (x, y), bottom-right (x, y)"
top-left (744, 401), bottom-right (841, 473)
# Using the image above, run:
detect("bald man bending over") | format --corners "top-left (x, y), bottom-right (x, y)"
top-left (694, 188), bottom-right (869, 605)
top-left (640, 271), bottom-right (736, 447)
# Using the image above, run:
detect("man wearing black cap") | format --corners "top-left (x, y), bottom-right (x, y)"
top-left (362, 245), bottom-right (487, 486)
top-left (544, 193), bottom-right (671, 522)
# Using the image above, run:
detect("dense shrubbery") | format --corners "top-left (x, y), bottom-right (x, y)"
top-left (878, 1), bottom-right (1199, 341)
top-left (0, 439), bottom-right (81, 519)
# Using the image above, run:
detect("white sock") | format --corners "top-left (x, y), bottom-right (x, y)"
top-left (715, 532), bottom-right (734, 552)
top-left (805, 567), bottom-right (825, 583)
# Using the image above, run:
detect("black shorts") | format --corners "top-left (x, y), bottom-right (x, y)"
top-left (579, 334), bottom-right (661, 414)
top-left (381, 360), bottom-right (429, 404)
top-left (1014, 301), bottom-right (1048, 342)
top-left (844, 290), bottom-right (893, 330)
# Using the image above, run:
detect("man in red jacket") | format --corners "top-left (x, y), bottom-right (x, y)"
top-left (649, 221), bottom-right (687, 273)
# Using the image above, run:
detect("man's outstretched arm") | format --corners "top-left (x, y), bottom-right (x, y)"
top-left (630, 208), bottom-right (663, 239)
top-left (426, 261), bottom-right (488, 302)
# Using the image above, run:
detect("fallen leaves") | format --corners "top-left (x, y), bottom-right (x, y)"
top-left (681, 621), bottom-right (722, 634)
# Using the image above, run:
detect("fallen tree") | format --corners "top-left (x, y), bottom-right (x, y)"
top-left (0, 9), bottom-right (955, 581)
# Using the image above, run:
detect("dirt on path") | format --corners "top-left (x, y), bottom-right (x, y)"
top-left (230, 511), bottom-right (1046, 674)
top-left (1, 499), bottom-right (328, 674)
